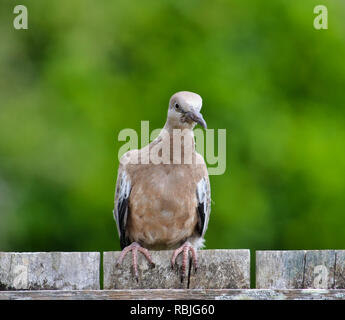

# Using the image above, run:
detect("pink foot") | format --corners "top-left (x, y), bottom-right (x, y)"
top-left (171, 241), bottom-right (198, 281)
top-left (117, 242), bottom-right (155, 281)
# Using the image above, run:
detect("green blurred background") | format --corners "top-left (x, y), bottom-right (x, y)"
top-left (1, 0), bottom-right (344, 258)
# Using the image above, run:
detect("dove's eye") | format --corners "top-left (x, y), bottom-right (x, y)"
top-left (174, 103), bottom-right (181, 111)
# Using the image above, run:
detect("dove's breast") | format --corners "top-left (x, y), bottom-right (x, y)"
top-left (126, 164), bottom-right (200, 249)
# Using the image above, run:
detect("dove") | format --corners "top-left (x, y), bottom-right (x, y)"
top-left (114, 91), bottom-right (211, 280)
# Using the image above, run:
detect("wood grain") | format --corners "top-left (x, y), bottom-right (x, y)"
top-left (1, 250), bottom-right (343, 294)
top-left (304, 250), bottom-right (335, 289)
top-left (188, 250), bottom-right (250, 289)
top-left (335, 250), bottom-right (345, 289)
top-left (256, 251), bottom-right (305, 289)
top-left (0, 252), bottom-right (100, 290)
top-left (103, 250), bottom-right (189, 289)
top-left (0, 289), bottom-right (345, 300)
top-left (256, 250), bottom-right (345, 289)
top-left (104, 249), bottom-right (250, 289)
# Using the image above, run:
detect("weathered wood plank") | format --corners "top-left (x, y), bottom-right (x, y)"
top-left (189, 250), bottom-right (250, 289)
top-left (256, 251), bottom-right (305, 289)
top-left (257, 250), bottom-right (345, 289)
top-left (104, 250), bottom-right (189, 289)
top-left (0, 289), bottom-right (345, 300)
top-left (335, 251), bottom-right (345, 289)
top-left (304, 250), bottom-right (336, 289)
top-left (104, 250), bottom-right (250, 289)
top-left (0, 252), bottom-right (100, 290)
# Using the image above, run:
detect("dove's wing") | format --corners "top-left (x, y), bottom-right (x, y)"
top-left (114, 159), bottom-right (132, 249)
top-left (196, 169), bottom-right (211, 238)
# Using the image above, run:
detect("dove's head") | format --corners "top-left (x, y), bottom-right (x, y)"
top-left (166, 91), bottom-right (207, 130)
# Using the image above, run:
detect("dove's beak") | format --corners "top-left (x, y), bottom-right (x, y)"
top-left (186, 110), bottom-right (207, 129)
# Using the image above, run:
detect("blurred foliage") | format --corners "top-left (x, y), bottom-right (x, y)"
top-left (0, 0), bottom-right (345, 255)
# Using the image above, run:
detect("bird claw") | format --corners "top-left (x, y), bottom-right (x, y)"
top-left (171, 242), bottom-right (198, 281)
top-left (117, 242), bottom-right (155, 281)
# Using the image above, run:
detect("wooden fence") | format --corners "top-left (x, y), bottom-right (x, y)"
top-left (0, 250), bottom-right (344, 300)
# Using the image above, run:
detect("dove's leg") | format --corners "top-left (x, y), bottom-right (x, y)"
top-left (117, 242), bottom-right (155, 281)
top-left (171, 241), bottom-right (198, 281)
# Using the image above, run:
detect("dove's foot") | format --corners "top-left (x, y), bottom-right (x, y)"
top-left (171, 241), bottom-right (198, 281)
top-left (116, 242), bottom-right (155, 281)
